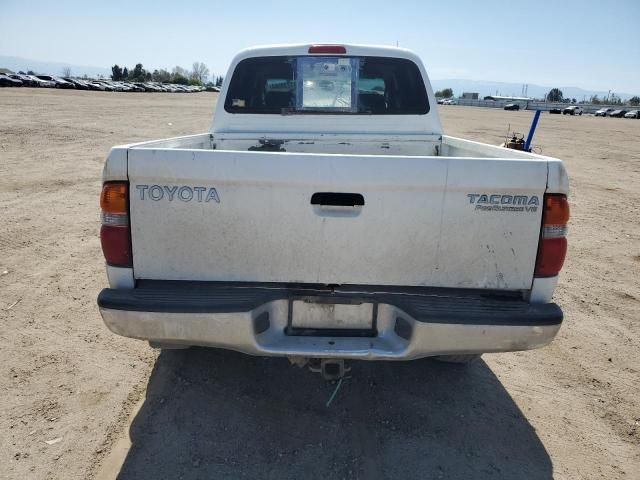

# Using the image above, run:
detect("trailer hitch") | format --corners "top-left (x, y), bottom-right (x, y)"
top-left (309, 359), bottom-right (350, 381)
top-left (288, 357), bottom-right (350, 381)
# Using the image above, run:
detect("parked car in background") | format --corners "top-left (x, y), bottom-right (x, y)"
top-left (35, 75), bottom-right (75, 89)
top-left (124, 82), bottom-right (145, 92)
top-left (504, 103), bottom-right (520, 111)
top-left (562, 106), bottom-right (583, 115)
top-left (87, 81), bottom-right (107, 91)
top-left (440, 99), bottom-right (457, 105)
top-left (0, 73), bottom-right (23, 86)
top-left (608, 109), bottom-right (628, 118)
top-left (151, 82), bottom-right (168, 92)
top-left (97, 81), bottom-right (116, 91)
top-left (25, 75), bottom-right (54, 87)
top-left (131, 82), bottom-right (147, 91)
top-left (102, 81), bottom-right (123, 91)
top-left (594, 108), bottom-right (613, 117)
top-left (117, 82), bottom-right (132, 92)
top-left (549, 108), bottom-right (562, 114)
top-left (9, 73), bottom-right (38, 86)
top-left (108, 81), bottom-right (124, 90)
top-left (134, 82), bottom-right (158, 92)
top-left (624, 110), bottom-right (639, 119)
top-left (63, 78), bottom-right (90, 90)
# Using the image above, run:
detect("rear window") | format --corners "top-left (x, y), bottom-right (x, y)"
top-left (224, 56), bottom-right (429, 115)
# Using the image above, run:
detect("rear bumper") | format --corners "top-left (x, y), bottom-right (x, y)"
top-left (98, 281), bottom-right (563, 360)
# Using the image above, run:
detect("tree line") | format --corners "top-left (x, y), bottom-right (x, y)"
top-left (110, 62), bottom-right (223, 86)
top-left (435, 86), bottom-right (639, 106)
top-left (435, 88), bottom-right (454, 98)
top-left (547, 88), bottom-right (639, 106)
top-left (589, 94), bottom-right (639, 106)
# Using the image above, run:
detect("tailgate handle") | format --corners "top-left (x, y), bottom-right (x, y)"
top-left (311, 192), bottom-right (365, 207)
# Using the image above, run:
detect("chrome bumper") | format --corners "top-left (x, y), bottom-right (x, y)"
top-left (98, 282), bottom-right (562, 360)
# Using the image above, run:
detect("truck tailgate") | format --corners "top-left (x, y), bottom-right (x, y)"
top-left (127, 149), bottom-right (547, 290)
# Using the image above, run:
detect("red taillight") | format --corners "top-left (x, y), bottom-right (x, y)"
top-left (308, 44), bottom-right (346, 54)
top-left (535, 237), bottom-right (567, 277)
top-left (100, 224), bottom-right (132, 266)
top-left (535, 194), bottom-right (569, 277)
top-left (100, 182), bottom-right (131, 267)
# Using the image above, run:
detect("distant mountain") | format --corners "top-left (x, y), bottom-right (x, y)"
top-left (430, 78), bottom-right (634, 101)
top-left (0, 55), bottom-right (111, 78)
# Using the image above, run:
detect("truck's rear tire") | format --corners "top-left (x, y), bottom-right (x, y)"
top-left (433, 354), bottom-right (481, 364)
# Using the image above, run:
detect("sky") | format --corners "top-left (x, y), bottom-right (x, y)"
top-left (1, 0), bottom-right (638, 93)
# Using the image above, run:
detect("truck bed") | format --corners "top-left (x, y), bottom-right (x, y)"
top-left (104, 135), bottom-right (567, 293)
top-left (122, 132), bottom-right (556, 159)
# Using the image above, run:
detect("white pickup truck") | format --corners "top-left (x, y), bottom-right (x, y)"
top-left (97, 44), bottom-right (569, 369)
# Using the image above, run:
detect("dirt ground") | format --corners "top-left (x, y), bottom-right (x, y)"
top-left (0, 89), bottom-right (638, 480)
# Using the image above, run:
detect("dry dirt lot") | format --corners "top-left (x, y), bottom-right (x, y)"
top-left (0, 89), bottom-right (638, 480)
